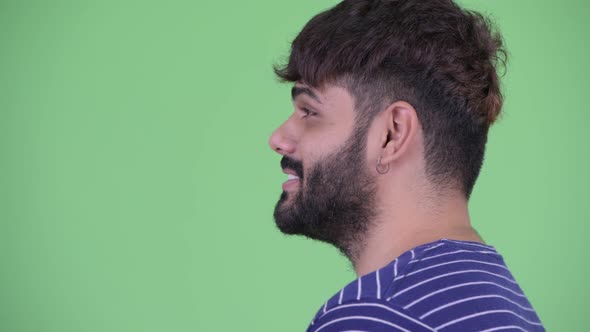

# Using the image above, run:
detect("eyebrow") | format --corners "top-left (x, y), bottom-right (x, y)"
top-left (291, 86), bottom-right (322, 104)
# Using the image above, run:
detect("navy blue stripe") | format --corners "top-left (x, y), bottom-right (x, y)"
top-left (307, 239), bottom-right (544, 332)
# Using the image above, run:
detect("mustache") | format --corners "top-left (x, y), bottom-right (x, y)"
top-left (281, 156), bottom-right (304, 179)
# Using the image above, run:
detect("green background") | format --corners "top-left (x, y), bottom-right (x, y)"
top-left (1, 0), bottom-right (588, 331)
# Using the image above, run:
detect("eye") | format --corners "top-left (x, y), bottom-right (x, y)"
top-left (300, 107), bottom-right (316, 119)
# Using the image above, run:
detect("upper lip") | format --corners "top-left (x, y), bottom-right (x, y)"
top-left (282, 168), bottom-right (300, 177)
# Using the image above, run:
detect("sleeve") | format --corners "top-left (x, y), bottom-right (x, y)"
top-left (306, 299), bottom-right (436, 332)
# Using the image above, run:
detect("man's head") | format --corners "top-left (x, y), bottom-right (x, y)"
top-left (269, 0), bottom-right (506, 259)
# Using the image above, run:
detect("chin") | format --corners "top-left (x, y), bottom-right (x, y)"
top-left (274, 204), bottom-right (307, 236)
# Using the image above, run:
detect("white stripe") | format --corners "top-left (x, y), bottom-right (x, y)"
top-left (323, 301), bottom-right (328, 313)
top-left (442, 239), bottom-right (494, 250)
top-left (480, 326), bottom-right (528, 332)
top-left (424, 243), bottom-right (445, 251)
top-left (356, 277), bottom-right (362, 300)
top-left (407, 250), bottom-right (499, 264)
top-left (403, 281), bottom-right (526, 309)
top-left (338, 288), bottom-right (344, 305)
top-left (394, 259), bottom-right (509, 281)
top-left (314, 316), bottom-right (410, 332)
top-left (435, 309), bottom-right (543, 330)
top-left (410, 249), bottom-right (415, 259)
top-left (394, 259), bottom-right (398, 277)
top-left (376, 270), bottom-right (381, 299)
top-left (319, 302), bottom-right (436, 331)
top-left (420, 294), bottom-right (535, 319)
top-left (387, 269), bottom-right (519, 300)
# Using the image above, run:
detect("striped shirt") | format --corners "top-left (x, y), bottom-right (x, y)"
top-left (307, 239), bottom-right (544, 332)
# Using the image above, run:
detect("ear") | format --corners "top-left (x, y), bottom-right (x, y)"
top-left (378, 101), bottom-right (419, 165)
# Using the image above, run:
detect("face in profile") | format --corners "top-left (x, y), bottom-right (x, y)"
top-left (270, 84), bottom-right (379, 258)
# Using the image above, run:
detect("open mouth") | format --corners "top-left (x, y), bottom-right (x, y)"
top-left (283, 174), bottom-right (300, 190)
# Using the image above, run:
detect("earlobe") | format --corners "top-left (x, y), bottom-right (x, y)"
top-left (376, 155), bottom-right (390, 174)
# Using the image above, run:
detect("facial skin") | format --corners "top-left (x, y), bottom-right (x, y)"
top-left (269, 83), bottom-right (379, 260)
top-left (269, 82), bottom-right (481, 276)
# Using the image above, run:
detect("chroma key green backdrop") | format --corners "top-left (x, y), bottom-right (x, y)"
top-left (1, 0), bottom-right (588, 331)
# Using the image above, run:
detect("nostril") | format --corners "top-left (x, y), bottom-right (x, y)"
top-left (269, 133), bottom-right (279, 152)
top-left (269, 127), bottom-right (296, 155)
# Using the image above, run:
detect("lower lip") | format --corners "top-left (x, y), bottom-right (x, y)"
top-left (282, 179), bottom-right (300, 191)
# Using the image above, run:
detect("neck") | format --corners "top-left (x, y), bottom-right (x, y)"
top-left (352, 189), bottom-right (483, 277)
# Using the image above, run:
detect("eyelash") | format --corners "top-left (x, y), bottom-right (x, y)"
top-left (301, 107), bottom-right (316, 118)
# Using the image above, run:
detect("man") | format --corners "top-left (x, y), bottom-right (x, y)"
top-left (269, 0), bottom-right (544, 331)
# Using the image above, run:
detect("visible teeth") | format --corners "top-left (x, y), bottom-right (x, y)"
top-left (287, 174), bottom-right (300, 180)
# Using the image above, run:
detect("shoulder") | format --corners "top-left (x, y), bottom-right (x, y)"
top-left (307, 239), bottom-right (544, 331)
top-left (385, 239), bottom-right (545, 331)
top-left (307, 298), bottom-right (436, 332)
top-left (385, 238), bottom-right (517, 307)
top-left (386, 238), bottom-right (507, 300)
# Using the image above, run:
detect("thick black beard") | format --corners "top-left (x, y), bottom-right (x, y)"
top-left (273, 124), bottom-right (379, 261)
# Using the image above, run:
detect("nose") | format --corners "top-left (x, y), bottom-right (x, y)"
top-left (269, 119), bottom-right (296, 155)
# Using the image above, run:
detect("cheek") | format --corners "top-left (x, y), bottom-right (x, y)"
top-left (302, 125), bottom-right (347, 153)
top-left (298, 117), bottom-right (356, 173)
